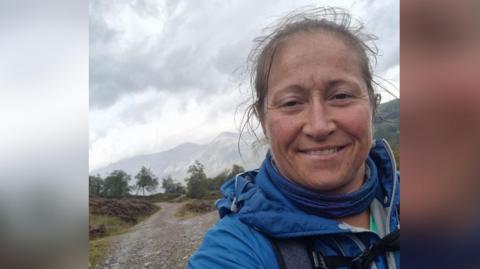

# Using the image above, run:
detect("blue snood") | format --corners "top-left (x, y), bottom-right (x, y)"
top-left (265, 152), bottom-right (379, 218)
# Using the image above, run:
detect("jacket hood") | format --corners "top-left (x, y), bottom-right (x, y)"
top-left (216, 139), bottom-right (399, 238)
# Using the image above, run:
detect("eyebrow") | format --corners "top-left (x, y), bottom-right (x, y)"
top-left (269, 85), bottom-right (308, 100)
top-left (272, 78), bottom-right (360, 95)
top-left (325, 79), bottom-right (361, 89)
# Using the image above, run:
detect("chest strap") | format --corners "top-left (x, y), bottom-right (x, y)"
top-left (269, 230), bottom-right (400, 269)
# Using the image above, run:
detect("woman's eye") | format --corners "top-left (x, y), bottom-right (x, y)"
top-left (283, 100), bottom-right (301, 107)
top-left (333, 93), bottom-right (352, 100)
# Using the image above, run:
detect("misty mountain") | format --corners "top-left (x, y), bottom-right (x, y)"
top-left (91, 132), bottom-right (266, 184)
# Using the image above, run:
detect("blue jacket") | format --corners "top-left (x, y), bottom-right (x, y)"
top-left (188, 139), bottom-right (400, 269)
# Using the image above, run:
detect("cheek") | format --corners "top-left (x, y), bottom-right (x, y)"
top-left (337, 106), bottom-right (373, 144)
top-left (265, 115), bottom-right (301, 147)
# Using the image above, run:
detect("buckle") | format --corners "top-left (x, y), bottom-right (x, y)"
top-left (350, 244), bottom-right (375, 269)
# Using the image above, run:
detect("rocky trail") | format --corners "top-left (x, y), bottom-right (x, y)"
top-left (97, 202), bottom-right (218, 269)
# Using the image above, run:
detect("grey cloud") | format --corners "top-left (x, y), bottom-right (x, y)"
top-left (118, 96), bottom-right (163, 126)
top-left (128, 0), bottom-right (161, 18)
top-left (89, 0), bottom-right (288, 109)
top-left (361, 0), bottom-right (399, 75)
top-left (90, 0), bottom-right (398, 110)
top-left (214, 40), bottom-right (251, 78)
top-left (90, 1), bottom-right (244, 109)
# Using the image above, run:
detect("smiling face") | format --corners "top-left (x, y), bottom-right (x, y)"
top-left (261, 32), bottom-right (373, 194)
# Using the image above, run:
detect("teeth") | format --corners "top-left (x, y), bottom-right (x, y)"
top-left (304, 147), bottom-right (340, 155)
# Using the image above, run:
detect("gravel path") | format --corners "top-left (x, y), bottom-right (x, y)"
top-left (97, 202), bottom-right (218, 269)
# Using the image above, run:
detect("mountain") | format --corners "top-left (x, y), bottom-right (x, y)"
top-left (91, 132), bottom-right (266, 184)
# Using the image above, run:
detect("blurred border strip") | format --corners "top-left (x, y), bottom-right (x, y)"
top-left (0, 1), bottom-right (88, 268)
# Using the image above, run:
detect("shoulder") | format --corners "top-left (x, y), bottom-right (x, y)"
top-left (187, 214), bottom-right (278, 269)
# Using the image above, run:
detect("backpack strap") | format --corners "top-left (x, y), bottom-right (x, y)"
top-left (268, 230), bottom-right (400, 269)
top-left (269, 236), bottom-right (327, 269)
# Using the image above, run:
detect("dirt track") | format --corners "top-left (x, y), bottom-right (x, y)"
top-left (97, 202), bottom-right (218, 269)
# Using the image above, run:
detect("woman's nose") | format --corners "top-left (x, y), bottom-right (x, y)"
top-left (302, 102), bottom-right (335, 140)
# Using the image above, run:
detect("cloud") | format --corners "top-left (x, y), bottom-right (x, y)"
top-left (90, 0), bottom-right (398, 107)
top-left (89, 0), bottom-right (252, 109)
top-left (355, 0), bottom-right (399, 73)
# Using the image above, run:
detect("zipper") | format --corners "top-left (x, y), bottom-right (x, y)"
top-left (380, 139), bottom-right (399, 269)
top-left (380, 138), bottom-right (398, 235)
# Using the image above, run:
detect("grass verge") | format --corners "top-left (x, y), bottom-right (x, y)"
top-left (88, 198), bottom-right (159, 269)
top-left (89, 237), bottom-right (110, 269)
top-left (175, 199), bottom-right (216, 219)
top-left (88, 214), bottom-right (155, 269)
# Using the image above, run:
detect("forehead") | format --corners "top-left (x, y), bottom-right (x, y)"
top-left (267, 31), bottom-right (364, 89)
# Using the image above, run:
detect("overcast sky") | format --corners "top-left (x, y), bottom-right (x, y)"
top-left (89, 0), bottom-right (399, 171)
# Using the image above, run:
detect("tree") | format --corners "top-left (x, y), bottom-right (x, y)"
top-left (185, 160), bottom-right (209, 198)
top-left (209, 169), bottom-right (229, 191)
top-left (162, 175), bottom-right (186, 194)
top-left (135, 166), bottom-right (159, 197)
top-left (89, 174), bottom-right (104, 197)
top-left (214, 164), bottom-right (245, 190)
top-left (174, 183), bottom-right (186, 195)
top-left (228, 164), bottom-right (245, 178)
top-left (103, 170), bottom-right (131, 198)
top-left (162, 175), bottom-right (176, 193)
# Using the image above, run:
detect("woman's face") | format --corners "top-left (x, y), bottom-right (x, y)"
top-left (261, 32), bottom-right (373, 193)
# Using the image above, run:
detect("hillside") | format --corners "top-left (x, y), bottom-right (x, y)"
top-left (374, 99), bottom-right (400, 149)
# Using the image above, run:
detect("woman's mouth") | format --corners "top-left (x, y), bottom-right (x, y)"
top-left (299, 145), bottom-right (348, 156)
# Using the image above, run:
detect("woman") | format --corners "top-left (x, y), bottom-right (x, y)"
top-left (188, 7), bottom-right (399, 269)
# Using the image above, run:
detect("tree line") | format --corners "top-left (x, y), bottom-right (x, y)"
top-left (89, 161), bottom-right (244, 199)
